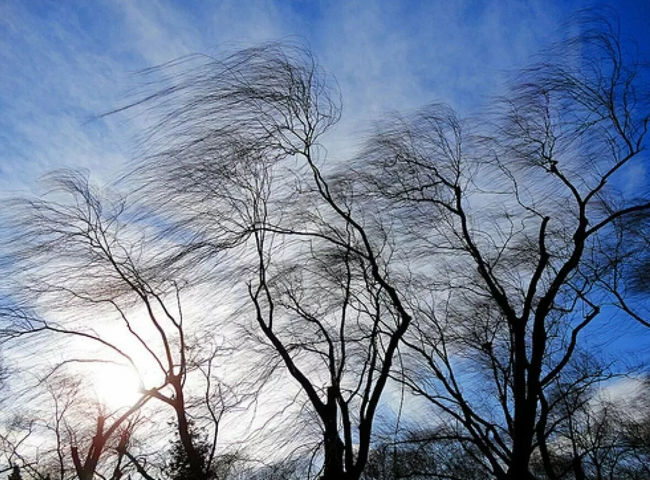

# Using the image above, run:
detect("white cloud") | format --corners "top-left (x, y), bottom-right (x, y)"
top-left (0, 0), bottom-right (578, 194)
top-left (2, 0), bottom-right (645, 198)
top-left (594, 376), bottom-right (647, 412)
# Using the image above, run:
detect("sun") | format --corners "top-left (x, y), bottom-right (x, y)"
top-left (92, 363), bottom-right (143, 410)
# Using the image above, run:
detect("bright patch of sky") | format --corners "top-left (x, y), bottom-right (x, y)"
top-left (1, 0), bottom-right (647, 193)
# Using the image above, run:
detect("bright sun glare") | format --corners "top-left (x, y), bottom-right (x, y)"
top-left (92, 364), bottom-right (143, 410)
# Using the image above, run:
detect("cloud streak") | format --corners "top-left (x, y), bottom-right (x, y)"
top-left (0, 0), bottom-right (645, 192)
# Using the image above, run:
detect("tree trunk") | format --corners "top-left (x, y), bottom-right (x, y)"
top-left (71, 417), bottom-right (106, 480)
top-left (508, 421), bottom-right (536, 480)
top-left (173, 383), bottom-right (208, 480)
top-left (572, 455), bottom-right (586, 480)
top-left (507, 414), bottom-right (538, 480)
top-left (507, 323), bottom-right (537, 480)
top-left (321, 387), bottom-right (345, 480)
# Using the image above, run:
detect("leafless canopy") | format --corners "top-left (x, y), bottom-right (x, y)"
top-left (352, 14), bottom-right (650, 480)
top-left (2, 15), bottom-right (650, 480)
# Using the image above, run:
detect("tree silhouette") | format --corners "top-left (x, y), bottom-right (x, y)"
top-left (354, 15), bottom-right (650, 480)
top-left (121, 43), bottom-right (413, 480)
top-left (1, 12), bottom-right (649, 480)
top-left (2, 173), bottom-right (234, 480)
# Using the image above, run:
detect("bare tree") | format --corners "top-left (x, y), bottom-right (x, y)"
top-left (526, 374), bottom-right (650, 480)
top-left (2, 172), bottom-right (234, 480)
top-left (361, 432), bottom-right (489, 480)
top-left (119, 43), bottom-right (416, 480)
top-left (353, 15), bottom-right (650, 480)
top-left (0, 372), bottom-right (144, 480)
top-left (2, 12), bottom-right (648, 480)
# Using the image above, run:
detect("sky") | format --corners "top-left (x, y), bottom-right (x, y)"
top-left (0, 0), bottom-right (649, 464)
top-left (0, 0), bottom-right (648, 396)
top-left (0, 0), bottom-right (647, 195)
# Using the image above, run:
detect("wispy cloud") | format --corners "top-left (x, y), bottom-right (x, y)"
top-left (0, 0), bottom-right (644, 192)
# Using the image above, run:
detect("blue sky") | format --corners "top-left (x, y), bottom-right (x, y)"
top-left (1, 0), bottom-right (647, 194)
top-left (1, 1), bottom-right (649, 359)
top-left (0, 0), bottom-right (649, 460)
